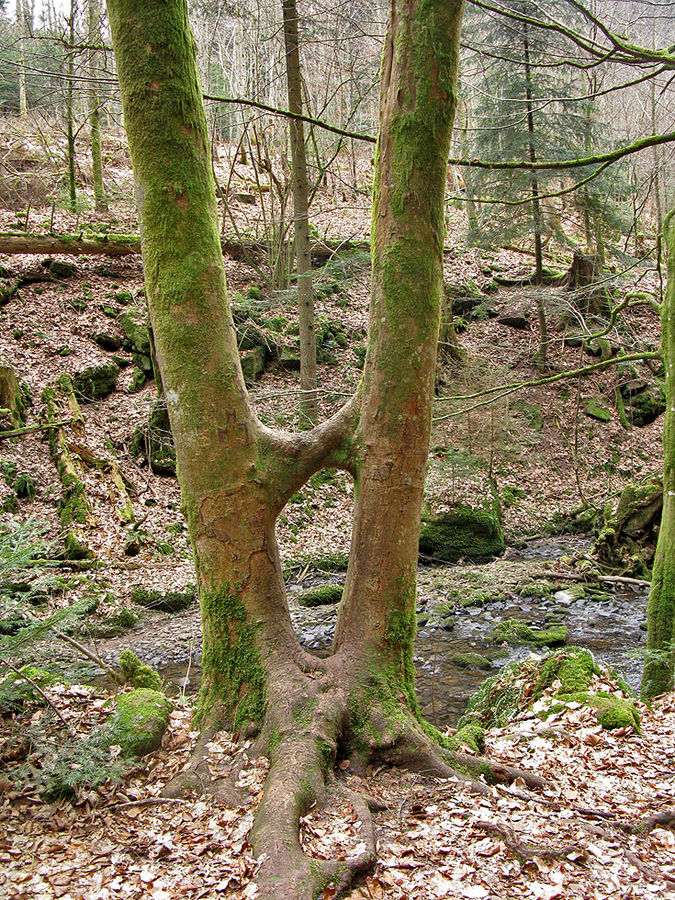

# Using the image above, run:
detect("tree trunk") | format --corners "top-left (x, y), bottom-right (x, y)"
top-left (88, 0), bottom-right (108, 212)
top-left (522, 21), bottom-right (548, 369)
top-left (66, 0), bottom-right (78, 213)
top-left (107, 2), bottom-right (537, 896)
top-left (642, 209), bottom-right (675, 699)
top-left (17, 0), bottom-right (28, 118)
top-left (281, 0), bottom-right (317, 425)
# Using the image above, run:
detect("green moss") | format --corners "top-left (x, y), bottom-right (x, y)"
top-left (102, 688), bottom-right (172, 757)
top-left (72, 363), bottom-right (118, 402)
top-left (583, 398), bottom-right (611, 423)
top-left (451, 651), bottom-right (492, 670)
top-left (131, 584), bottom-right (195, 613)
top-left (296, 583), bottom-right (343, 607)
top-left (196, 586), bottom-right (266, 730)
top-left (63, 531), bottom-right (94, 561)
top-left (561, 691), bottom-right (640, 731)
top-left (118, 649), bottom-right (163, 692)
top-left (455, 723), bottom-right (485, 753)
top-left (14, 473), bottom-right (36, 500)
top-left (419, 505), bottom-right (504, 563)
top-left (492, 618), bottom-right (567, 647)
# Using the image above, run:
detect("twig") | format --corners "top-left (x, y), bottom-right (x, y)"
top-left (107, 797), bottom-right (189, 811)
top-left (0, 419), bottom-right (73, 440)
top-left (0, 657), bottom-right (71, 730)
top-left (53, 630), bottom-right (120, 682)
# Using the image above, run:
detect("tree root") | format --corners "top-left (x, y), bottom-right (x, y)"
top-left (476, 820), bottom-right (586, 862)
top-left (160, 727), bottom-right (248, 806)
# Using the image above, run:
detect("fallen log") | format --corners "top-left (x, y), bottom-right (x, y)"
top-left (0, 231), bottom-right (371, 264)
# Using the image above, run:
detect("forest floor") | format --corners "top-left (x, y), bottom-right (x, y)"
top-left (0, 141), bottom-right (673, 898)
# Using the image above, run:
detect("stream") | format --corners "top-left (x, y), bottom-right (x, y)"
top-left (95, 536), bottom-right (648, 727)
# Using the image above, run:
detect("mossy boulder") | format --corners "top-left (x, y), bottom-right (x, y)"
top-left (455, 723), bottom-right (485, 753)
top-left (492, 618), bottom-right (567, 647)
top-left (595, 475), bottom-right (661, 574)
top-left (419, 505), bottom-right (504, 563)
top-left (118, 649), bottom-right (162, 692)
top-left (622, 382), bottom-right (665, 427)
top-left (460, 649), bottom-right (638, 734)
top-left (296, 583), bottom-right (343, 608)
top-left (63, 531), bottom-right (94, 561)
top-left (93, 332), bottom-right (123, 352)
top-left (241, 346), bottom-right (266, 384)
top-left (583, 398), bottom-right (611, 423)
top-left (73, 363), bottom-right (118, 402)
top-left (560, 691), bottom-right (640, 731)
top-left (131, 584), bottom-right (196, 613)
top-left (49, 259), bottom-right (77, 278)
top-left (103, 689), bottom-right (172, 757)
top-left (451, 651), bottom-right (492, 670)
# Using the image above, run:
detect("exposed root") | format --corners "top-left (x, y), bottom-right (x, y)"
top-left (476, 820), bottom-right (587, 862)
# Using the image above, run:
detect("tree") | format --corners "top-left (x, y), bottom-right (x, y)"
top-left (105, 1), bottom-right (535, 896)
top-left (87, 0), bottom-right (108, 212)
top-left (281, 0), bottom-right (317, 425)
top-left (642, 208), bottom-right (675, 699)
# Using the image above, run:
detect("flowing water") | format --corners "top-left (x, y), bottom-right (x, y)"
top-left (96, 537), bottom-right (648, 727)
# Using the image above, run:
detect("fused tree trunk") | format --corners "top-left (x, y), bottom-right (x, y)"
top-left (88, 0), bottom-right (108, 212)
top-left (642, 209), bottom-right (675, 699)
top-left (281, 0), bottom-right (317, 425)
top-left (107, 2), bottom-right (538, 897)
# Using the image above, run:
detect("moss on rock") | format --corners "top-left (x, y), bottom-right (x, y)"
top-left (104, 688), bottom-right (172, 757)
top-left (296, 583), bottom-right (343, 607)
top-left (131, 584), bottom-right (195, 613)
top-left (561, 691), bottom-right (640, 731)
top-left (73, 363), bottom-right (118, 402)
top-left (451, 651), bottom-right (492, 670)
top-left (419, 505), bottom-right (504, 563)
top-left (118, 649), bottom-right (163, 691)
top-left (492, 618), bottom-right (567, 647)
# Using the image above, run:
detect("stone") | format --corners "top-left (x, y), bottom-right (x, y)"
top-left (131, 584), bottom-right (196, 613)
top-left (103, 689), bottom-right (172, 757)
top-left (583, 398), bottom-right (611, 422)
top-left (279, 346), bottom-right (301, 371)
top-left (497, 305), bottom-right (530, 329)
top-left (419, 504), bottom-right (504, 563)
top-left (241, 346), bottom-right (266, 384)
top-left (73, 363), bottom-right (118, 402)
top-left (48, 259), bottom-right (76, 278)
top-left (93, 332), bottom-right (123, 352)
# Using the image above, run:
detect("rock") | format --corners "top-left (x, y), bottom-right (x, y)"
top-left (491, 618), bottom-right (567, 647)
top-left (48, 259), bottom-right (76, 278)
top-left (595, 475), bottom-right (662, 574)
top-left (583, 398), bottom-right (611, 422)
top-left (118, 310), bottom-right (151, 357)
top-left (93, 332), bottom-right (123, 352)
top-left (131, 584), bottom-right (196, 613)
top-left (619, 378), bottom-right (649, 399)
top-left (63, 532), bottom-right (94, 561)
top-left (73, 363), bottom-right (118, 402)
top-left (451, 651), bottom-right (492, 670)
top-left (241, 346), bottom-right (266, 384)
top-left (279, 346), bottom-right (301, 371)
top-left (130, 400), bottom-right (176, 476)
top-left (128, 367), bottom-right (147, 393)
top-left (623, 383), bottom-right (665, 427)
top-left (296, 584), bottom-right (343, 607)
top-left (460, 648), bottom-right (630, 731)
top-left (497, 305), bottom-right (530, 329)
top-left (103, 689), bottom-right (172, 757)
top-left (419, 505), bottom-right (504, 563)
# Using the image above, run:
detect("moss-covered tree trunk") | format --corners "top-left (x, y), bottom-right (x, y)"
top-left (107, 2), bottom-right (536, 897)
top-left (282, 0), bottom-right (318, 426)
top-left (642, 208), bottom-right (675, 698)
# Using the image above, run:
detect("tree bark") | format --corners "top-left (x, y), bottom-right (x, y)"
top-left (642, 209), bottom-right (675, 698)
top-left (282, 0), bottom-right (317, 426)
top-left (105, 3), bottom-right (540, 898)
